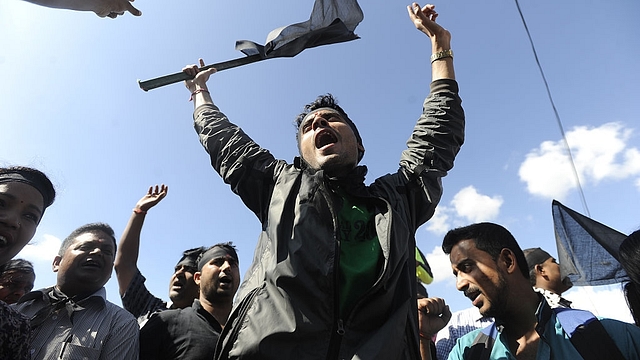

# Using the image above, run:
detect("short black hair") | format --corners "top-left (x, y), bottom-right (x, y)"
top-left (175, 247), bottom-right (207, 268)
top-left (294, 94), bottom-right (364, 161)
top-left (442, 222), bottom-right (529, 279)
top-left (58, 223), bottom-right (117, 256)
top-left (0, 258), bottom-right (34, 277)
top-left (619, 229), bottom-right (640, 326)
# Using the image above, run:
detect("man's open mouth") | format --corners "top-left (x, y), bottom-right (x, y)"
top-left (0, 235), bottom-right (7, 248)
top-left (315, 130), bottom-right (337, 149)
top-left (82, 259), bottom-right (102, 269)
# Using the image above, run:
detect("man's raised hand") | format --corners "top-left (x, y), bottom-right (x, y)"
top-left (135, 184), bottom-right (168, 213)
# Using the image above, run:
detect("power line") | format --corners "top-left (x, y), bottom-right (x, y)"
top-left (513, 0), bottom-right (591, 217)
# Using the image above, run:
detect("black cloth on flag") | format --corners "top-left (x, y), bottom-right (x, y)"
top-left (552, 199), bottom-right (629, 286)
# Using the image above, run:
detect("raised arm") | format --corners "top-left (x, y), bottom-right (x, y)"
top-left (114, 184), bottom-right (168, 296)
top-left (23, 0), bottom-right (141, 18)
top-left (418, 297), bottom-right (452, 360)
top-left (181, 59), bottom-right (285, 221)
top-left (183, 58), bottom-right (217, 109)
top-left (407, 3), bottom-right (454, 81)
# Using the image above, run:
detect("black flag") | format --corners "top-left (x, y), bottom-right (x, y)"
top-left (552, 199), bottom-right (629, 286)
top-left (139, 0), bottom-right (363, 91)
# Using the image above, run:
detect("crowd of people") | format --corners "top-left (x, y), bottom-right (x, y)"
top-left (3, 2), bottom-right (640, 360)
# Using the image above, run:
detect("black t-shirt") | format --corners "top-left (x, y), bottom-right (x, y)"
top-left (139, 299), bottom-right (222, 360)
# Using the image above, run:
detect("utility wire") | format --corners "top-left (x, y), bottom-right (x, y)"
top-left (514, 0), bottom-right (590, 217)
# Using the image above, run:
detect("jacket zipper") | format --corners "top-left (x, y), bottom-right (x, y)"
top-left (322, 181), bottom-right (345, 360)
top-left (215, 286), bottom-right (261, 359)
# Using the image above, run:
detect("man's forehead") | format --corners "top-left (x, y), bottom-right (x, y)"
top-left (74, 231), bottom-right (115, 247)
top-left (301, 108), bottom-right (343, 124)
top-left (175, 259), bottom-right (197, 269)
top-left (211, 254), bottom-right (237, 262)
top-left (449, 239), bottom-right (481, 262)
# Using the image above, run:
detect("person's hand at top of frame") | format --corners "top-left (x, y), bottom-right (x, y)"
top-left (183, 59), bottom-right (217, 93)
top-left (417, 297), bottom-right (452, 339)
top-left (407, 3), bottom-right (451, 45)
top-left (94, 0), bottom-right (142, 18)
top-left (134, 184), bottom-right (168, 213)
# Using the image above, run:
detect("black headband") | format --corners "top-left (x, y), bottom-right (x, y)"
top-left (0, 172), bottom-right (54, 209)
top-left (197, 246), bottom-right (238, 271)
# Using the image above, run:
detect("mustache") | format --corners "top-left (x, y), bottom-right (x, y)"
top-left (463, 286), bottom-right (480, 298)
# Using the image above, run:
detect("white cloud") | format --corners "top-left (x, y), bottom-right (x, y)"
top-left (424, 246), bottom-right (454, 286)
top-left (451, 186), bottom-right (503, 223)
top-left (17, 234), bottom-right (61, 262)
top-left (519, 123), bottom-right (640, 200)
top-left (425, 206), bottom-right (451, 235)
top-left (425, 186), bottom-right (503, 236)
top-left (564, 284), bottom-right (634, 323)
top-left (14, 234), bottom-right (61, 289)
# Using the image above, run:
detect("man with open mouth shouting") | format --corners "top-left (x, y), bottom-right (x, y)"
top-left (14, 223), bottom-right (139, 359)
top-left (180, 3), bottom-right (464, 359)
top-left (140, 243), bottom-right (240, 360)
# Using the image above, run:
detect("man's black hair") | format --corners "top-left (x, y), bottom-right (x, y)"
top-left (294, 94), bottom-right (364, 161)
top-left (442, 222), bottom-right (529, 279)
top-left (58, 222), bottom-right (117, 256)
top-left (0, 258), bottom-right (34, 276)
top-left (175, 246), bottom-right (207, 268)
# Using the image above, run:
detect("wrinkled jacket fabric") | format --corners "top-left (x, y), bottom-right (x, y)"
top-left (193, 79), bottom-right (465, 360)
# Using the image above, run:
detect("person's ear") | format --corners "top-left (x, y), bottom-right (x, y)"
top-left (357, 144), bottom-right (365, 160)
top-left (499, 248), bottom-right (518, 274)
top-left (193, 271), bottom-right (201, 286)
top-left (52, 255), bottom-right (62, 272)
top-left (536, 264), bottom-right (550, 280)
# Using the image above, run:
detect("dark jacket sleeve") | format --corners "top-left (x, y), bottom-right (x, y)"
top-left (398, 79), bottom-right (465, 228)
top-left (193, 104), bottom-right (288, 222)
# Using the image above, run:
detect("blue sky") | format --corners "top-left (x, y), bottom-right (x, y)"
top-left (2, 0), bottom-right (639, 321)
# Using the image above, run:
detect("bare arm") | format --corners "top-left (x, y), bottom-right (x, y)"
top-left (114, 184), bottom-right (168, 296)
top-left (418, 297), bottom-right (452, 360)
top-left (23, 0), bottom-right (141, 18)
top-left (183, 58), bottom-right (217, 109)
top-left (407, 3), bottom-right (455, 81)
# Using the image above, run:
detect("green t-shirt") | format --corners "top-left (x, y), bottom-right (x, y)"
top-left (336, 190), bottom-right (382, 317)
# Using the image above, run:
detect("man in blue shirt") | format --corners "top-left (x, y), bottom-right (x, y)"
top-left (418, 222), bottom-right (640, 360)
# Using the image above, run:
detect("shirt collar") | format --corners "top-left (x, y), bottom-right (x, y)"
top-left (535, 293), bottom-right (553, 336)
top-left (534, 287), bottom-right (572, 308)
top-left (18, 286), bottom-right (107, 308)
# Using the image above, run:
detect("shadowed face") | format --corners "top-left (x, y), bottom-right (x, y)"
top-left (450, 239), bottom-right (510, 318)
top-left (195, 254), bottom-right (240, 303)
top-left (539, 257), bottom-right (573, 294)
top-left (298, 109), bottom-right (364, 176)
top-left (53, 230), bottom-right (115, 297)
top-left (0, 270), bottom-right (35, 304)
top-left (168, 262), bottom-right (199, 308)
top-left (0, 182), bottom-right (44, 266)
